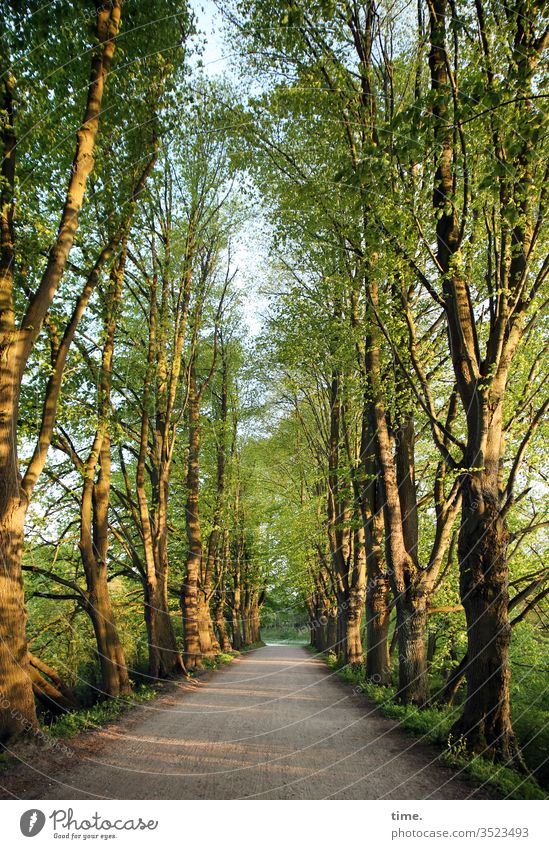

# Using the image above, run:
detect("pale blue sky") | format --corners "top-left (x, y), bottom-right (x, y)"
top-left (190, 1), bottom-right (269, 340)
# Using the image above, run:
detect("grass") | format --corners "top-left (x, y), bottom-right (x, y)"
top-left (240, 640), bottom-right (266, 652)
top-left (316, 649), bottom-right (546, 800)
top-left (48, 651), bottom-right (239, 734)
top-left (46, 683), bottom-right (161, 739)
top-left (199, 651), bottom-right (237, 670)
top-left (261, 627), bottom-right (308, 645)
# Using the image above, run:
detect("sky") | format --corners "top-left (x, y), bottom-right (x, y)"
top-left (190, 0), bottom-right (270, 342)
top-left (191, 1), bottom-right (228, 77)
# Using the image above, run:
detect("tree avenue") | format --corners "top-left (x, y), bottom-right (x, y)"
top-left (0, 0), bottom-right (547, 796)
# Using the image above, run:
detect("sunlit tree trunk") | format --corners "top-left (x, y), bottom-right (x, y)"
top-left (0, 1), bottom-right (122, 742)
top-left (78, 248), bottom-right (130, 697)
top-left (182, 369), bottom-right (203, 669)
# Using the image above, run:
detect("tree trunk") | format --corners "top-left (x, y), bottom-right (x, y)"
top-left (136, 275), bottom-right (184, 680)
top-left (326, 608), bottom-right (338, 654)
top-left (214, 595), bottom-right (232, 653)
top-left (28, 653), bottom-right (78, 713)
top-left (86, 570), bottom-right (130, 698)
top-left (365, 301), bottom-right (429, 704)
top-left (0, 499), bottom-right (38, 742)
top-left (395, 593), bottom-right (429, 706)
top-left (198, 538), bottom-right (220, 657)
top-left (197, 595), bottom-right (216, 656)
top-left (250, 591), bottom-right (262, 644)
top-left (426, 0), bottom-right (528, 765)
top-left (344, 521), bottom-right (366, 666)
top-left (365, 557), bottom-right (391, 685)
top-left (345, 543), bottom-right (365, 667)
top-left (451, 477), bottom-right (523, 764)
top-left (241, 592), bottom-right (253, 646)
top-left (362, 434), bottom-right (390, 683)
top-left (78, 250), bottom-right (130, 697)
top-left (0, 0), bottom-right (122, 745)
top-left (442, 652), bottom-right (467, 706)
top-left (230, 505), bottom-right (243, 651)
top-left (312, 596), bottom-right (327, 651)
top-left (346, 604), bottom-right (363, 667)
top-left (213, 530), bottom-right (232, 652)
top-left (231, 610), bottom-right (243, 650)
top-left (143, 577), bottom-right (181, 680)
top-left (182, 373), bottom-right (203, 670)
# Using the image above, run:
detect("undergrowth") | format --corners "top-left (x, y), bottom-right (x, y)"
top-left (200, 651), bottom-right (237, 670)
top-left (46, 684), bottom-right (161, 739)
top-left (316, 648), bottom-right (546, 800)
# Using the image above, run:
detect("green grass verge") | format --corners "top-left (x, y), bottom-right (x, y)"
top-left (46, 684), bottom-right (161, 739)
top-left (240, 641), bottom-right (266, 652)
top-left (316, 649), bottom-right (546, 800)
top-left (199, 651), bottom-right (237, 670)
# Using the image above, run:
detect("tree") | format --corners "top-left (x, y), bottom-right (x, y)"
top-left (0, 0), bottom-right (123, 743)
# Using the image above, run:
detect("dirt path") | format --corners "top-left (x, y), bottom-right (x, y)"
top-left (1, 645), bottom-right (494, 800)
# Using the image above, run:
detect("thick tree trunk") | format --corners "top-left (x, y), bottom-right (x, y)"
top-left (326, 608), bottom-right (338, 653)
top-left (318, 618), bottom-right (329, 652)
top-left (200, 339), bottom-right (228, 658)
top-left (182, 375), bottom-right (203, 670)
top-left (312, 596), bottom-right (328, 651)
top-left (182, 552), bottom-right (202, 670)
top-left (427, 0), bottom-right (526, 765)
top-left (231, 610), bottom-right (243, 651)
top-left (346, 605), bottom-right (363, 667)
top-left (314, 620), bottom-right (324, 651)
top-left (213, 531), bottom-right (232, 652)
top-left (395, 594), bottom-right (429, 706)
top-left (86, 570), bottom-right (130, 697)
top-left (230, 517), bottom-right (243, 650)
top-left (78, 251), bottom-right (130, 697)
top-left (136, 281), bottom-right (184, 680)
top-left (198, 540), bottom-right (220, 657)
top-left (362, 444), bottom-right (391, 683)
top-left (344, 523), bottom-right (366, 666)
top-left (452, 477), bottom-right (523, 764)
top-left (0, 500), bottom-right (38, 741)
top-left (214, 595), bottom-right (232, 653)
top-left (366, 304), bottom-right (429, 704)
top-left (249, 591), bottom-right (262, 644)
top-left (345, 548), bottom-right (365, 667)
top-left (197, 595), bottom-right (217, 656)
top-left (143, 578), bottom-right (181, 679)
top-left (365, 558), bottom-right (391, 685)
top-left (0, 0), bottom-right (122, 745)
top-left (241, 592), bottom-right (253, 646)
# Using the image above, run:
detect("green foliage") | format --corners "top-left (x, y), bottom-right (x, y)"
top-left (6, 0), bottom-right (547, 794)
top-left (199, 653), bottom-right (236, 671)
top-left (47, 686), bottom-right (161, 739)
top-left (322, 654), bottom-right (547, 800)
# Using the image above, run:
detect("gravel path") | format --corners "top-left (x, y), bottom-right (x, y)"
top-left (1, 645), bottom-right (494, 800)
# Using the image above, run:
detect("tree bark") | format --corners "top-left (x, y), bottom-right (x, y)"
top-left (78, 248), bottom-right (130, 697)
top-left (0, 1), bottom-right (122, 743)
top-left (365, 551), bottom-right (391, 685)
top-left (182, 369), bottom-right (203, 669)
top-left (426, 0), bottom-right (536, 765)
top-left (451, 474), bottom-right (521, 762)
top-left (28, 653), bottom-right (79, 714)
top-left (136, 267), bottom-right (184, 679)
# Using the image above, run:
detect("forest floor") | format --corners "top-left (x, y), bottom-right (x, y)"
top-left (0, 645), bottom-right (497, 800)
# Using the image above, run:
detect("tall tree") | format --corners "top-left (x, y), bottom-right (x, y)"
top-left (0, 0), bottom-right (123, 743)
